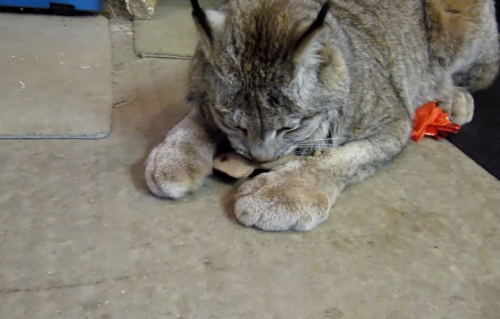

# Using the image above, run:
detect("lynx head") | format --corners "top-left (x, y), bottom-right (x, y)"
top-left (190, 0), bottom-right (348, 161)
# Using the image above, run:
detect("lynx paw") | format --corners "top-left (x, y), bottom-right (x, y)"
top-left (234, 161), bottom-right (331, 232)
top-left (145, 141), bottom-right (213, 199)
top-left (440, 89), bottom-right (474, 125)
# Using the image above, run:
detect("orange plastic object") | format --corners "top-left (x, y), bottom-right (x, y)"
top-left (411, 102), bottom-right (461, 142)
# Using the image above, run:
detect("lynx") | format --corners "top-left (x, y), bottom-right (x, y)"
top-left (145, 0), bottom-right (499, 231)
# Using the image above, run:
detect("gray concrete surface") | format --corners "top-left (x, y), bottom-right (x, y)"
top-left (0, 14), bottom-right (112, 139)
top-left (0, 14), bottom-right (499, 319)
top-left (133, 0), bottom-right (225, 59)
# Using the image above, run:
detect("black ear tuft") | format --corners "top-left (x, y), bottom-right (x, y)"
top-left (190, 0), bottom-right (213, 43)
top-left (295, 1), bottom-right (332, 49)
top-left (189, 0), bottom-right (201, 11)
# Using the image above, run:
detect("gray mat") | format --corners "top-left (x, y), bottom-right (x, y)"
top-left (0, 14), bottom-right (112, 139)
top-left (133, 0), bottom-right (225, 59)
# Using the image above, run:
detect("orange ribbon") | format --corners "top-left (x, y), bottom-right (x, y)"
top-left (411, 102), bottom-right (461, 142)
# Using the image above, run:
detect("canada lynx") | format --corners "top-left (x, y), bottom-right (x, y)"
top-left (145, 0), bottom-right (499, 231)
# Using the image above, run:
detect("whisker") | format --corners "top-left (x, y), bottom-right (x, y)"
top-left (300, 138), bottom-right (344, 142)
top-left (296, 143), bottom-right (334, 147)
top-left (296, 145), bottom-right (327, 148)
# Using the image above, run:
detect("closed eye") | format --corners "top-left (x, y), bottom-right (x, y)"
top-left (222, 121), bottom-right (247, 135)
top-left (231, 125), bottom-right (247, 135)
top-left (277, 126), bottom-right (298, 135)
top-left (238, 127), bottom-right (248, 135)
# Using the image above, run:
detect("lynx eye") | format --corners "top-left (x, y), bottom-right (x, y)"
top-left (229, 125), bottom-right (247, 135)
top-left (238, 127), bottom-right (248, 135)
top-left (277, 126), bottom-right (298, 135)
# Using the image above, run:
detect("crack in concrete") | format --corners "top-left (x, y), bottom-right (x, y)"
top-left (0, 275), bottom-right (131, 294)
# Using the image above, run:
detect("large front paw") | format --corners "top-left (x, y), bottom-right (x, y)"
top-left (234, 161), bottom-right (332, 232)
top-left (145, 140), bottom-right (213, 199)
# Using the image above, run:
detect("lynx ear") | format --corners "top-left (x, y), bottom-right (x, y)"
top-left (190, 0), bottom-right (227, 54)
top-left (293, 1), bottom-right (332, 67)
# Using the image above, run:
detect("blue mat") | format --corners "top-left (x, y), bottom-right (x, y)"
top-left (0, 0), bottom-right (102, 12)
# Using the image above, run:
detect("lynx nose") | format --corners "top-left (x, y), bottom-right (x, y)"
top-left (249, 148), bottom-right (275, 162)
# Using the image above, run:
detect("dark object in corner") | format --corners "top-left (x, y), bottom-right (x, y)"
top-left (446, 2), bottom-right (500, 180)
top-left (447, 74), bottom-right (500, 180)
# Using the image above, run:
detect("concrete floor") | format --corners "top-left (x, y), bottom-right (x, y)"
top-left (1, 14), bottom-right (500, 319)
